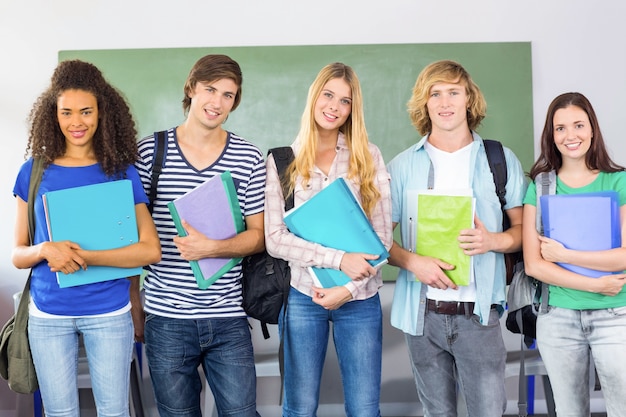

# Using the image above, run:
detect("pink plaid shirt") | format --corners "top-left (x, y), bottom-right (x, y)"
top-left (264, 133), bottom-right (393, 300)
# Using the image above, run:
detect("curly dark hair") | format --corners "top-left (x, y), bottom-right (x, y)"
top-left (26, 59), bottom-right (138, 176)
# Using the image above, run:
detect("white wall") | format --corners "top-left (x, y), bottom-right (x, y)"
top-left (1, 0), bottom-right (624, 413)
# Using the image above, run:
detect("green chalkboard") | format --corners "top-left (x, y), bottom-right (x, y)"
top-left (60, 44), bottom-right (533, 281)
top-left (59, 43), bottom-right (533, 168)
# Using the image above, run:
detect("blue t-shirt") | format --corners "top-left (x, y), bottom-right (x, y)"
top-left (13, 158), bottom-right (149, 316)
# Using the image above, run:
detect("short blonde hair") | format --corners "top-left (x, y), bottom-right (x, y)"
top-left (407, 60), bottom-right (486, 135)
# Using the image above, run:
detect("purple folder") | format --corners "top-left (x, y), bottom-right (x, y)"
top-left (540, 191), bottom-right (622, 278)
top-left (167, 171), bottom-right (245, 289)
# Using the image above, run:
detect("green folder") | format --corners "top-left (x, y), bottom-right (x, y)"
top-left (416, 194), bottom-right (473, 286)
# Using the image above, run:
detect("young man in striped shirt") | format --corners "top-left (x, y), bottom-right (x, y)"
top-left (135, 54), bottom-right (265, 417)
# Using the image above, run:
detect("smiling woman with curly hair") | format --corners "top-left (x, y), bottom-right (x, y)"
top-left (11, 59), bottom-right (160, 417)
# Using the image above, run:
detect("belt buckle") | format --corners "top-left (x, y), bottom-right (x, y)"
top-left (435, 300), bottom-right (457, 315)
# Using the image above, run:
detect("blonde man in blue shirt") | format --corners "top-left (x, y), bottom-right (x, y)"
top-left (386, 60), bottom-right (526, 417)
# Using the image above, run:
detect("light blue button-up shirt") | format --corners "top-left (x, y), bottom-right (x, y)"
top-left (387, 132), bottom-right (526, 336)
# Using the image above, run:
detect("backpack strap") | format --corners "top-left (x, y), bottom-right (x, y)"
top-left (535, 170), bottom-right (556, 314)
top-left (17, 157), bottom-right (46, 341)
top-left (268, 146), bottom-right (295, 211)
top-left (28, 158), bottom-right (45, 243)
top-left (148, 131), bottom-right (168, 214)
top-left (535, 170), bottom-right (556, 234)
top-left (483, 139), bottom-right (509, 227)
top-left (484, 139), bottom-right (527, 285)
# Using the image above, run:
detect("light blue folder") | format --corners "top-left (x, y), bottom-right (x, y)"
top-left (540, 191), bottom-right (622, 278)
top-left (167, 171), bottom-right (245, 289)
top-left (283, 178), bottom-right (389, 288)
top-left (44, 179), bottom-right (142, 288)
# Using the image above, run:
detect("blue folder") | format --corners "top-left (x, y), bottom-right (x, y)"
top-left (540, 191), bottom-right (622, 278)
top-left (44, 179), bottom-right (142, 288)
top-left (283, 178), bottom-right (389, 288)
top-left (167, 171), bottom-right (245, 289)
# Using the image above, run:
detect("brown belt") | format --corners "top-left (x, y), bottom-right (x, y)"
top-left (426, 299), bottom-right (498, 316)
top-left (426, 299), bottom-right (475, 316)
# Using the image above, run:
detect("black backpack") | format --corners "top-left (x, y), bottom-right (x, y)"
top-left (241, 146), bottom-right (295, 339)
top-left (483, 140), bottom-right (552, 341)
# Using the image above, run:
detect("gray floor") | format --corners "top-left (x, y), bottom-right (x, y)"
top-left (73, 356), bottom-right (610, 417)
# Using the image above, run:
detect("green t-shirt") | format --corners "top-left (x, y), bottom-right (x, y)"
top-left (523, 171), bottom-right (626, 310)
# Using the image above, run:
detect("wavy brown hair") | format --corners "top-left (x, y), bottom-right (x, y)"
top-left (182, 54), bottom-right (243, 114)
top-left (285, 62), bottom-right (380, 218)
top-left (529, 92), bottom-right (624, 180)
top-left (407, 60), bottom-right (486, 136)
top-left (26, 59), bottom-right (138, 177)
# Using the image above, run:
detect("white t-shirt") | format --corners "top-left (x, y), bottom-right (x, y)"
top-left (424, 141), bottom-right (477, 302)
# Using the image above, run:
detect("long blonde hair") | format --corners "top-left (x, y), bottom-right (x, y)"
top-left (285, 62), bottom-right (380, 217)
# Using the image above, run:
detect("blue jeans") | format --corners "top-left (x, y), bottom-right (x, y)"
top-left (28, 312), bottom-right (134, 417)
top-left (537, 305), bottom-right (626, 417)
top-left (144, 314), bottom-right (259, 417)
top-left (405, 307), bottom-right (506, 417)
top-left (280, 287), bottom-right (382, 417)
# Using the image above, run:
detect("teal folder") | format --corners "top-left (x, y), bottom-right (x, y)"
top-left (540, 191), bottom-right (622, 278)
top-left (283, 178), bottom-right (389, 288)
top-left (43, 179), bottom-right (142, 288)
top-left (167, 171), bottom-right (245, 289)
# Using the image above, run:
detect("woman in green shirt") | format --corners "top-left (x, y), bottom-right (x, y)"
top-left (522, 92), bottom-right (626, 416)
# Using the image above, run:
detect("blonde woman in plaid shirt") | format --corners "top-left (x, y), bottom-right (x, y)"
top-left (265, 62), bottom-right (393, 417)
